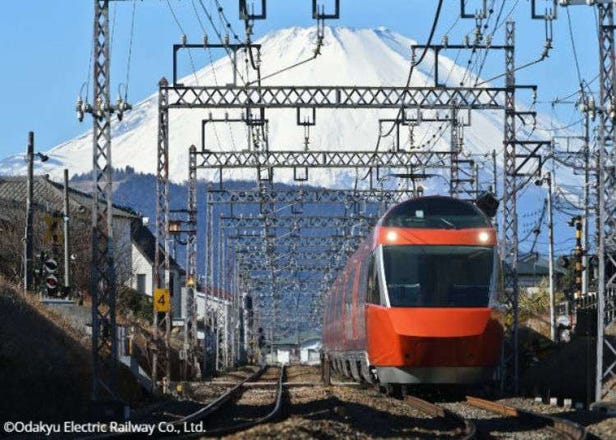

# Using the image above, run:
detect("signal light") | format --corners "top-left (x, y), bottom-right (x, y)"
top-left (44, 257), bottom-right (58, 297)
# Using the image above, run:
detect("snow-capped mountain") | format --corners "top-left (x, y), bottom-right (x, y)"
top-left (1, 26), bottom-right (524, 186)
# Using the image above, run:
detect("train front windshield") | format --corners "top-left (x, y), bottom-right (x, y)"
top-left (383, 245), bottom-right (494, 307)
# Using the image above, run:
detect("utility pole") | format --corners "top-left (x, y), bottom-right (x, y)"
top-left (24, 132), bottom-right (34, 294)
top-left (63, 169), bottom-right (70, 296)
top-left (546, 172), bottom-right (555, 342)
top-left (572, 216), bottom-right (584, 301)
top-left (582, 109), bottom-right (590, 297)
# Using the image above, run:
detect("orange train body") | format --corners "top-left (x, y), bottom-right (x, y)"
top-left (322, 196), bottom-right (503, 385)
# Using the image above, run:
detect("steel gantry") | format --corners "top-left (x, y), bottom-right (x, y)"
top-left (152, 0), bottom-right (556, 391)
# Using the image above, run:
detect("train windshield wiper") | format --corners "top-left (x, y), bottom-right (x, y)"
top-left (437, 217), bottom-right (456, 229)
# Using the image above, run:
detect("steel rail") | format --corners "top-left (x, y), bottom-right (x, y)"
top-left (76, 367), bottom-right (267, 440)
top-left (404, 395), bottom-right (476, 440)
top-left (191, 364), bottom-right (286, 437)
top-left (173, 365), bottom-right (268, 424)
top-left (465, 395), bottom-right (587, 440)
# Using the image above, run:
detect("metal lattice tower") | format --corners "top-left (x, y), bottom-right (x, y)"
top-left (90, 0), bottom-right (118, 401)
top-left (185, 145), bottom-right (199, 379)
top-left (596, 2), bottom-right (616, 402)
top-left (449, 105), bottom-right (461, 197)
top-left (501, 20), bottom-right (519, 393)
top-left (153, 77), bottom-right (171, 392)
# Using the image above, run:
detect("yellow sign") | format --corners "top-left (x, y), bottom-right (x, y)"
top-left (154, 288), bottom-right (170, 312)
top-left (43, 213), bottom-right (62, 244)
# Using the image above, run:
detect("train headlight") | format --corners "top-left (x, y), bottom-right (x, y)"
top-left (478, 231), bottom-right (490, 243)
top-left (386, 231), bottom-right (398, 242)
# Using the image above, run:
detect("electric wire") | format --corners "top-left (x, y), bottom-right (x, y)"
top-left (123, 0), bottom-right (138, 100)
top-left (566, 6), bottom-right (584, 95)
top-left (190, 0), bottom-right (225, 156)
top-left (373, 0), bottom-right (444, 152)
top-left (195, 0), bottom-right (247, 84)
top-left (166, 0), bottom-right (200, 84)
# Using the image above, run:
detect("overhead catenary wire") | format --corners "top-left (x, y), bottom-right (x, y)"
top-left (195, 0), bottom-right (247, 85)
top-left (123, 0), bottom-right (138, 101)
top-left (373, 0), bottom-right (444, 150)
top-left (166, 0), bottom-right (201, 84)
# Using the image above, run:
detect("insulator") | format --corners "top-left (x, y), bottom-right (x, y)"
top-left (464, 35), bottom-right (470, 47)
top-left (485, 35), bottom-right (492, 47)
top-left (474, 27), bottom-right (482, 43)
top-left (181, 34), bottom-right (187, 46)
top-left (609, 100), bottom-right (616, 121)
top-left (76, 96), bottom-right (84, 122)
top-left (224, 33), bottom-right (230, 46)
top-left (441, 35), bottom-right (448, 48)
top-left (116, 96), bottom-right (124, 121)
top-left (203, 34), bottom-right (208, 46)
top-left (588, 96), bottom-right (596, 121)
top-left (96, 98), bottom-right (104, 117)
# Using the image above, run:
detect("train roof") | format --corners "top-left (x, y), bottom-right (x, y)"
top-left (378, 196), bottom-right (492, 230)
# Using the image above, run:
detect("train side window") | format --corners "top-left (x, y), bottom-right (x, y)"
top-left (367, 254), bottom-right (379, 304)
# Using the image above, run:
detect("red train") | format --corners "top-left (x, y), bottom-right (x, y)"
top-left (322, 196), bottom-right (503, 389)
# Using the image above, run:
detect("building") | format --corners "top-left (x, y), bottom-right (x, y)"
top-left (0, 175), bottom-right (184, 297)
top-left (130, 220), bottom-right (185, 299)
top-left (517, 254), bottom-right (566, 293)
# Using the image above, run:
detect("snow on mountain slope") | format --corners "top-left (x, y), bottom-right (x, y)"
top-left (1, 26), bottom-right (517, 186)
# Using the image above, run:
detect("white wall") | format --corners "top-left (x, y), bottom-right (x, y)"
top-left (131, 242), bottom-right (154, 296)
top-left (113, 217), bottom-right (134, 285)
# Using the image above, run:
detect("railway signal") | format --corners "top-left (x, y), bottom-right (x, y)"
top-left (44, 256), bottom-right (58, 297)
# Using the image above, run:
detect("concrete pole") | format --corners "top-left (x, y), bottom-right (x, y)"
top-left (547, 172), bottom-right (556, 341)
top-left (24, 132), bottom-right (34, 294)
top-left (582, 112), bottom-right (590, 297)
top-left (63, 169), bottom-right (71, 295)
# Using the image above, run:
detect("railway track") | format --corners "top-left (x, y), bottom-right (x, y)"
top-left (184, 365), bottom-right (286, 437)
top-left (403, 394), bottom-right (477, 439)
top-left (464, 396), bottom-right (588, 440)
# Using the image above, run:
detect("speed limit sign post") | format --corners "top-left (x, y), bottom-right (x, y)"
top-left (154, 288), bottom-right (170, 312)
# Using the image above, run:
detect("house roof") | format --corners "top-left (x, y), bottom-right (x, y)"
top-left (0, 175), bottom-right (139, 219)
top-left (131, 221), bottom-right (185, 273)
top-left (516, 255), bottom-right (566, 276)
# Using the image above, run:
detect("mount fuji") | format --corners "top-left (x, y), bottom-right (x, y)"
top-left (0, 26), bottom-right (545, 186)
top-left (0, 26), bottom-right (588, 251)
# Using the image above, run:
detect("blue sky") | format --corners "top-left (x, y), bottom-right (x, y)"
top-left (0, 1), bottom-right (598, 160)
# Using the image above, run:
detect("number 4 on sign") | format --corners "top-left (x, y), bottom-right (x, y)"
top-left (154, 288), bottom-right (170, 312)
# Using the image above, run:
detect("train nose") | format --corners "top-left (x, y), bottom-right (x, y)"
top-left (386, 308), bottom-right (492, 337)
